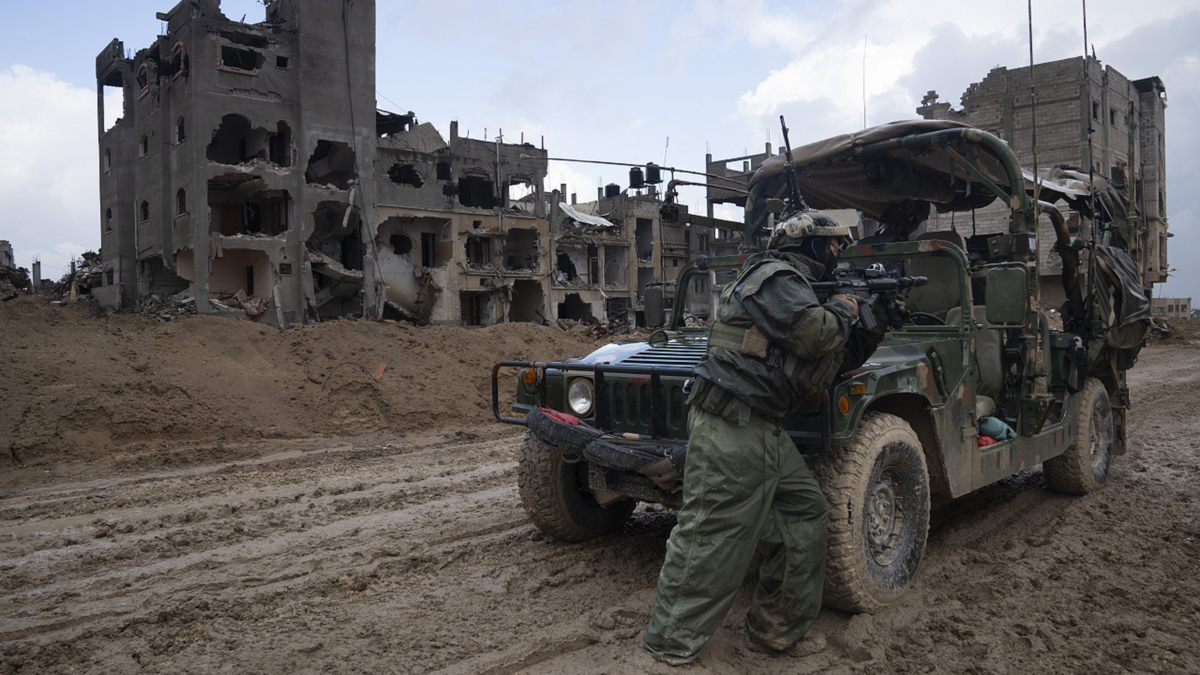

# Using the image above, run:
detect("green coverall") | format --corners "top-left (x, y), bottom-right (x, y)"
top-left (643, 248), bottom-right (867, 664)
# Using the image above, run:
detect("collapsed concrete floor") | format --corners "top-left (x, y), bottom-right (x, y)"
top-left (1, 297), bottom-right (1198, 674)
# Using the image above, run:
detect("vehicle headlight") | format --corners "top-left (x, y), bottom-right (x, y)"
top-left (568, 378), bottom-right (594, 416)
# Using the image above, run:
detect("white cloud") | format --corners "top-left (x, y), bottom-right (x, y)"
top-left (0, 65), bottom-right (99, 279)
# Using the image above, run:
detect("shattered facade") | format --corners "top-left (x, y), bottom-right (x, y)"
top-left (94, 0), bottom-right (725, 327)
top-left (96, 0), bottom-right (376, 325)
top-left (917, 56), bottom-right (1169, 305)
top-left (94, 0), bottom-right (552, 326)
top-left (373, 118), bottom-right (549, 325)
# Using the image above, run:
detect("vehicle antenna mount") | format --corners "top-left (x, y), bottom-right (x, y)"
top-left (780, 115), bottom-right (810, 215)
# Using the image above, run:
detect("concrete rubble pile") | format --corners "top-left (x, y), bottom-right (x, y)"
top-left (50, 251), bottom-right (105, 299)
top-left (136, 291), bottom-right (198, 321)
top-left (0, 265), bottom-right (31, 301)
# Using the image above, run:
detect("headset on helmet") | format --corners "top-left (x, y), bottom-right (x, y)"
top-left (768, 213), bottom-right (852, 250)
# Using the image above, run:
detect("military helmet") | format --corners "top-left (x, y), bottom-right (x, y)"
top-left (768, 213), bottom-right (851, 250)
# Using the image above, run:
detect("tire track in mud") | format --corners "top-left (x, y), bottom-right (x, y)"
top-left (0, 433), bottom-right (525, 643)
top-left (3, 351), bottom-right (1200, 674)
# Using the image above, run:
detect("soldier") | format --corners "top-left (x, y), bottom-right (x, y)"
top-left (642, 213), bottom-right (885, 665)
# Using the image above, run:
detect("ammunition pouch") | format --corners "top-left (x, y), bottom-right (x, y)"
top-left (708, 320), bottom-right (846, 397)
top-left (686, 379), bottom-right (754, 427)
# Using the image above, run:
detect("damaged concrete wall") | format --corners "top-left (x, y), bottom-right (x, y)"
top-left (915, 56), bottom-right (1169, 295)
top-left (371, 119), bottom-right (551, 326)
top-left (97, 0), bottom-right (376, 325)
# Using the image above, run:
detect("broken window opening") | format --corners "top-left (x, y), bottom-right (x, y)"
top-left (603, 245), bottom-right (627, 286)
top-left (101, 84), bottom-right (124, 133)
top-left (635, 218), bottom-right (653, 262)
top-left (220, 45), bottom-right (265, 72)
top-left (169, 42), bottom-right (189, 79)
top-left (268, 121), bottom-right (291, 167)
top-left (457, 175), bottom-right (496, 209)
top-left (276, 55), bottom-right (289, 69)
top-left (207, 173), bottom-right (291, 236)
top-left (506, 179), bottom-right (535, 211)
top-left (557, 293), bottom-right (595, 322)
top-left (555, 249), bottom-right (580, 283)
top-left (208, 249), bottom-right (270, 303)
top-left (502, 228), bottom-right (538, 271)
top-left (460, 292), bottom-right (492, 327)
top-left (390, 234), bottom-right (413, 256)
top-left (466, 236), bottom-right (492, 266)
top-left (140, 200), bottom-right (150, 222)
top-left (606, 298), bottom-right (631, 324)
top-left (207, 114), bottom-right (276, 166)
top-left (589, 245), bottom-right (600, 285)
top-left (387, 163), bottom-right (424, 188)
top-left (135, 63), bottom-right (149, 93)
top-left (176, 189), bottom-right (187, 216)
top-left (309, 202), bottom-right (365, 318)
top-left (376, 216), bottom-right (451, 275)
top-left (104, 148), bottom-right (112, 172)
top-left (436, 161), bottom-right (452, 181)
top-left (139, 135), bottom-right (149, 157)
top-left (305, 140), bottom-right (357, 189)
top-left (106, 269), bottom-right (115, 286)
top-left (421, 232), bottom-right (436, 268)
top-left (509, 280), bottom-right (544, 323)
top-left (142, 255), bottom-right (190, 297)
top-left (105, 208), bottom-right (113, 232)
top-left (175, 117), bottom-right (186, 144)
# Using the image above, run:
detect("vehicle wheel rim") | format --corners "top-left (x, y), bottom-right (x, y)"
top-left (867, 471), bottom-right (898, 562)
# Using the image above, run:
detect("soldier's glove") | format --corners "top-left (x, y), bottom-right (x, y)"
top-left (893, 297), bottom-right (911, 322)
top-left (830, 294), bottom-right (864, 321)
top-left (866, 297), bottom-right (890, 335)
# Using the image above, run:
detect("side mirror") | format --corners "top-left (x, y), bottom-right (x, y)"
top-left (644, 285), bottom-right (665, 328)
top-left (765, 198), bottom-right (787, 214)
top-left (985, 267), bottom-right (1029, 326)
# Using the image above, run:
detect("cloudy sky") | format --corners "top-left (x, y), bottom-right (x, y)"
top-left (1, 0), bottom-right (1196, 297)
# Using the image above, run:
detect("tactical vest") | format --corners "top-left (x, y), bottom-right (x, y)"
top-left (704, 256), bottom-right (846, 398)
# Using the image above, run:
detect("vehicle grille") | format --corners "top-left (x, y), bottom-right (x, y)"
top-left (670, 386), bottom-right (684, 426)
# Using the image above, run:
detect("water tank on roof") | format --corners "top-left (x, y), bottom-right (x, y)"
top-left (605, 183), bottom-right (621, 199)
top-left (629, 167), bottom-right (645, 189)
top-left (645, 163), bottom-right (662, 184)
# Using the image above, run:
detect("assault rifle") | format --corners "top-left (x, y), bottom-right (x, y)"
top-left (811, 265), bottom-right (928, 331)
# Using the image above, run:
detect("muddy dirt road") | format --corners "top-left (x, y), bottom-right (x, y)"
top-left (3, 345), bottom-right (1200, 674)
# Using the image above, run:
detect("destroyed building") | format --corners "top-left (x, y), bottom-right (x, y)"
top-left (93, 0), bottom-right (553, 325)
top-left (93, 0), bottom-right (713, 327)
top-left (94, 0), bottom-right (379, 325)
top-left (917, 56), bottom-right (1169, 304)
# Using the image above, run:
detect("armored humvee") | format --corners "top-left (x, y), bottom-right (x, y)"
top-left (492, 120), bottom-right (1151, 613)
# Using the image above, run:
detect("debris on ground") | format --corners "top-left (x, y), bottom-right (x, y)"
top-left (0, 264), bottom-right (30, 301)
top-left (49, 251), bottom-right (105, 299)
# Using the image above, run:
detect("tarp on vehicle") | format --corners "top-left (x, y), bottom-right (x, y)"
top-left (750, 120), bottom-right (1012, 220)
top-left (1092, 245), bottom-right (1152, 351)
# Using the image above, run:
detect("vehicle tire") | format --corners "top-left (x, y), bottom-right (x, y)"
top-left (1043, 377), bottom-right (1112, 495)
top-left (813, 411), bottom-right (930, 614)
top-left (517, 429), bottom-right (635, 542)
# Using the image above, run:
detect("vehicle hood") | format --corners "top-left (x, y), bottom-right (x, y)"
top-left (568, 332), bottom-right (709, 369)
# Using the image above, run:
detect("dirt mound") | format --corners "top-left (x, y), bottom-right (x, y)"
top-left (0, 295), bottom-right (597, 470)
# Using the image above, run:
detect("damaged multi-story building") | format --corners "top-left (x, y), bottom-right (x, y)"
top-left (916, 56), bottom-right (1169, 304)
top-left (92, 0), bottom-right (547, 326)
top-left (92, 0), bottom-right (719, 327)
